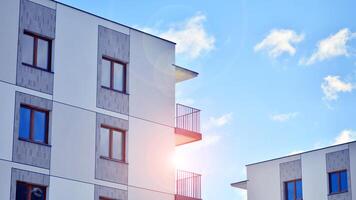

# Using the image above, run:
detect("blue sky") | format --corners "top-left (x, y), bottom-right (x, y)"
top-left (58, 0), bottom-right (356, 199)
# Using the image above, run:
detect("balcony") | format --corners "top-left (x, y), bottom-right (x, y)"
top-left (175, 170), bottom-right (202, 200)
top-left (175, 104), bottom-right (202, 146)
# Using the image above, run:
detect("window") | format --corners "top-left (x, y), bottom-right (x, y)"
top-left (19, 105), bottom-right (49, 144)
top-left (329, 170), bottom-right (348, 194)
top-left (22, 30), bottom-right (52, 71)
top-left (100, 125), bottom-right (126, 162)
top-left (285, 179), bottom-right (302, 200)
top-left (101, 56), bottom-right (127, 93)
top-left (99, 197), bottom-right (115, 200)
top-left (16, 181), bottom-right (46, 200)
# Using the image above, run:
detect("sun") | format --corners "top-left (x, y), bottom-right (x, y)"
top-left (172, 151), bottom-right (187, 169)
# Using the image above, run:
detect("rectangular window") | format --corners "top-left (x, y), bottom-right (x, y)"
top-left (19, 105), bottom-right (49, 144)
top-left (101, 56), bottom-right (127, 93)
top-left (100, 125), bottom-right (126, 162)
top-left (16, 181), bottom-right (46, 200)
top-left (285, 179), bottom-right (302, 200)
top-left (329, 170), bottom-right (348, 194)
top-left (22, 30), bottom-right (52, 71)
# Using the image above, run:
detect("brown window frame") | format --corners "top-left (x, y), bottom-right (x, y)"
top-left (100, 124), bottom-right (126, 163)
top-left (101, 56), bottom-right (127, 94)
top-left (285, 179), bottom-right (302, 200)
top-left (19, 104), bottom-right (49, 145)
top-left (99, 197), bottom-right (115, 200)
top-left (16, 181), bottom-right (47, 200)
top-left (23, 30), bottom-right (53, 72)
top-left (328, 170), bottom-right (348, 194)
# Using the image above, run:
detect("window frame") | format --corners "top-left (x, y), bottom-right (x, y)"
top-left (328, 170), bottom-right (348, 195)
top-left (101, 56), bottom-right (127, 94)
top-left (16, 181), bottom-right (47, 200)
top-left (22, 30), bottom-right (53, 72)
top-left (19, 104), bottom-right (49, 145)
top-left (99, 197), bottom-right (115, 200)
top-left (285, 179), bottom-right (302, 200)
top-left (100, 124), bottom-right (126, 163)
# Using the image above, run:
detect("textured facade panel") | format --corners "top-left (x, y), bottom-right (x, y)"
top-left (326, 149), bottom-right (352, 200)
top-left (16, 0), bottom-right (55, 94)
top-left (94, 185), bottom-right (128, 200)
top-left (280, 159), bottom-right (302, 200)
top-left (10, 168), bottom-right (49, 200)
top-left (97, 25), bottom-right (130, 115)
top-left (12, 92), bottom-right (52, 169)
top-left (95, 113), bottom-right (128, 184)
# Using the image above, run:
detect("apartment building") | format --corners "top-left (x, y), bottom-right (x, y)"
top-left (231, 141), bottom-right (356, 200)
top-left (0, 0), bottom-right (203, 199)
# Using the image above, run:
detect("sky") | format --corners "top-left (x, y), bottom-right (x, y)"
top-left (57, 0), bottom-right (356, 199)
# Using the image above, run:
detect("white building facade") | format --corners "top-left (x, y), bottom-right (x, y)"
top-left (0, 0), bottom-right (203, 199)
top-left (232, 141), bottom-right (356, 200)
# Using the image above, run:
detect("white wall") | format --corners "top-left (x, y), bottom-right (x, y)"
top-left (301, 144), bottom-right (348, 200)
top-left (0, 0), bottom-right (19, 84)
top-left (49, 176), bottom-right (94, 200)
top-left (0, 83), bottom-right (15, 160)
top-left (128, 187), bottom-right (174, 200)
top-left (246, 155), bottom-right (300, 200)
top-left (0, 161), bottom-right (12, 200)
top-left (349, 142), bottom-right (356, 200)
top-left (128, 117), bottom-right (175, 194)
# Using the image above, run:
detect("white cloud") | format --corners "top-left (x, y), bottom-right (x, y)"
top-left (203, 113), bottom-right (233, 131)
top-left (301, 28), bottom-right (355, 65)
top-left (270, 112), bottom-right (298, 122)
top-left (321, 75), bottom-right (354, 101)
top-left (288, 150), bottom-right (304, 155)
top-left (333, 129), bottom-right (356, 145)
top-left (254, 29), bottom-right (304, 58)
top-left (142, 14), bottom-right (215, 59)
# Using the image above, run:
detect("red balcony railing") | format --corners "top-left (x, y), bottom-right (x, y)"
top-left (176, 104), bottom-right (201, 133)
top-left (175, 170), bottom-right (202, 200)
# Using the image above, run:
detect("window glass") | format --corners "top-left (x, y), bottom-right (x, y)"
top-left (113, 62), bottom-right (124, 92)
top-left (340, 171), bottom-right (348, 192)
top-left (112, 130), bottom-right (123, 160)
top-left (23, 34), bottom-right (34, 65)
top-left (287, 182), bottom-right (295, 200)
top-left (31, 186), bottom-right (45, 200)
top-left (37, 39), bottom-right (49, 70)
top-left (19, 107), bottom-right (31, 139)
top-left (16, 182), bottom-right (28, 200)
top-left (101, 59), bottom-right (111, 88)
top-left (296, 180), bottom-right (303, 200)
top-left (330, 172), bottom-right (339, 193)
top-left (33, 111), bottom-right (46, 143)
top-left (100, 127), bottom-right (110, 157)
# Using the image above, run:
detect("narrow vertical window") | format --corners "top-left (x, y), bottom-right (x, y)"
top-left (285, 179), bottom-right (303, 200)
top-left (19, 105), bottom-right (49, 144)
top-left (100, 125), bottom-right (126, 162)
top-left (329, 170), bottom-right (348, 194)
top-left (101, 56), bottom-right (127, 93)
top-left (22, 30), bottom-right (52, 71)
top-left (16, 181), bottom-right (46, 200)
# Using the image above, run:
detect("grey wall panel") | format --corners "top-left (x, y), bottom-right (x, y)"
top-left (10, 168), bottom-right (49, 200)
top-left (94, 185), bottom-right (127, 200)
top-left (16, 0), bottom-right (55, 94)
top-left (326, 149), bottom-right (352, 200)
top-left (12, 92), bottom-right (52, 169)
top-left (97, 25), bottom-right (130, 115)
top-left (280, 159), bottom-right (302, 200)
top-left (95, 113), bottom-right (128, 184)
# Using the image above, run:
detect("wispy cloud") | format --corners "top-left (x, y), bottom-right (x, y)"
top-left (321, 75), bottom-right (354, 101)
top-left (300, 28), bottom-right (356, 65)
top-left (333, 129), bottom-right (356, 145)
top-left (270, 112), bottom-right (299, 122)
top-left (142, 13), bottom-right (215, 59)
top-left (254, 29), bottom-right (304, 58)
top-left (203, 113), bottom-right (233, 131)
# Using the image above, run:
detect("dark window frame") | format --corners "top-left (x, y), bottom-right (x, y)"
top-left (99, 197), bottom-right (115, 200)
top-left (100, 124), bottom-right (126, 163)
top-left (285, 179), bottom-right (302, 200)
top-left (16, 181), bottom-right (47, 200)
top-left (101, 55), bottom-right (127, 94)
top-left (23, 30), bottom-right (53, 72)
top-left (19, 104), bottom-right (49, 145)
top-left (329, 170), bottom-right (348, 195)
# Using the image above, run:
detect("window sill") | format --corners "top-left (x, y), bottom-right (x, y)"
top-left (328, 191), bottom-right (348, 196)
top-left (100, 156), bottom-right (128, 164)
top-left (101, 86), bottom-right (129, 95)
top-left (18, 138), bottom-right (51, 147)
top-left (22, 63), bottom-right (53, 74)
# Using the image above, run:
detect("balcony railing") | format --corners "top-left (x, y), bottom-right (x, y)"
top-left (175, 170), bottom-right (202, 200)
top-left (176, 104), bottom-right (201, 133)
